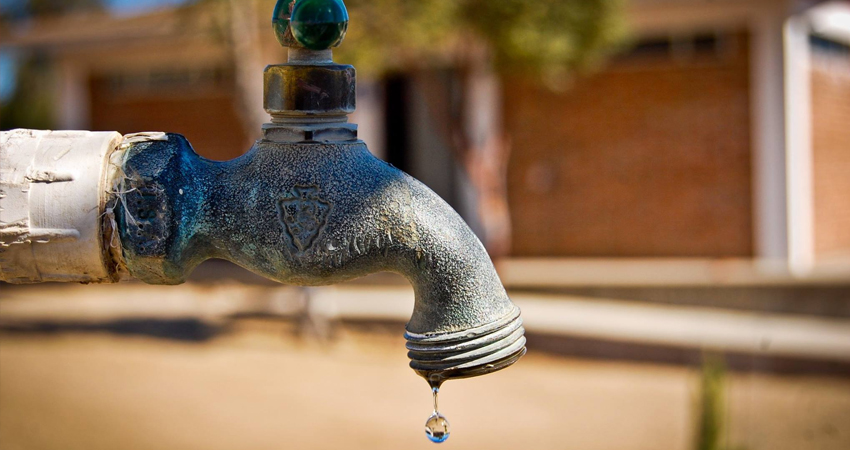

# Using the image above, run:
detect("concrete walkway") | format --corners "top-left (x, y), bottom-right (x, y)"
top-left (2, 282), bottom-right (849, 365)
top-left (2, 329), bottom-right (850, 450)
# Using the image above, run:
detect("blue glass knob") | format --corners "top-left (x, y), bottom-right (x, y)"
top-left (289, 0), bottom-right (349, 50)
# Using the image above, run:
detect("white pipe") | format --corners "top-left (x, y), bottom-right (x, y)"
top-left (0, 129), bottom-right (124, 283)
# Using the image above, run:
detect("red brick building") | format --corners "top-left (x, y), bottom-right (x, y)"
top-left (502, 1), bottom-right (850, 274)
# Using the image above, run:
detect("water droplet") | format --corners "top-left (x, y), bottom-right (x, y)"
top-left (432, 386), bottom-right (440, 411)
top-left (425, 412), bottom-right (450, 443)
top-left (425, 386), bottom-right (450, 443)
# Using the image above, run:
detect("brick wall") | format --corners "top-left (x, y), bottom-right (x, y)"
top-left (90, 69), bottom-right (250, 162)
top-left (504, 37), bottom-right (753, 257)
top-left (812, 54), bottom-right (850, 259)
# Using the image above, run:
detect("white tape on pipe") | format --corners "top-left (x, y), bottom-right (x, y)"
top-left (1, 129), bottom-right (124, 283)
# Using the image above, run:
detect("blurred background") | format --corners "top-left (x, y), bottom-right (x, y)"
top-left (1, 0), bottom-right (849, 449)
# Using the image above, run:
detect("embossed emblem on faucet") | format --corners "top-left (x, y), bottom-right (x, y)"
top-left (277, 185), bottom-right (331, 252)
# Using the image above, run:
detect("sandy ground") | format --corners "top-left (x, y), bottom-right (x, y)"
top-left (1, 322), bottom-right (849, 450)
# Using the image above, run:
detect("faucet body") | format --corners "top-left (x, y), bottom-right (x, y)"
top-left (118, 133), bottom-right (525, 382)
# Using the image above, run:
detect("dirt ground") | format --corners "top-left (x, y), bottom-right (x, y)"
top-left (1, 322), bottom-right (848, 450)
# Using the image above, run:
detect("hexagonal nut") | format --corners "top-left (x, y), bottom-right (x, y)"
top-left (264, 64), bottom-right (356, 115)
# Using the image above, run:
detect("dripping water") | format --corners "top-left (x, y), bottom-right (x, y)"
top-left (424, 384), bottom-right (450, 443)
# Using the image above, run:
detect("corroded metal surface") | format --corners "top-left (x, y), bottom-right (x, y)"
top-left (117, 135), bottom-right (525, 382)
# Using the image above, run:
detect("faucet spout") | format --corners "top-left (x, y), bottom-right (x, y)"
top-left (117, 133), bottom-right (525, 383)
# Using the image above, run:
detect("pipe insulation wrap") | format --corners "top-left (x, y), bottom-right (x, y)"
top-left (1, 129), bottom-right (126, 283)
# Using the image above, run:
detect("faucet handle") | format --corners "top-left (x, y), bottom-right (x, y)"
top-left (273, 0), bottom-right (349, 51)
